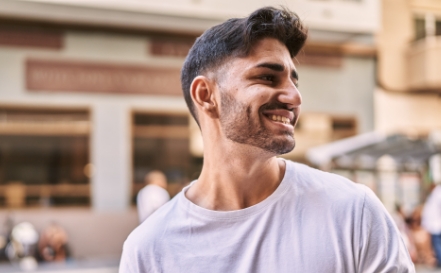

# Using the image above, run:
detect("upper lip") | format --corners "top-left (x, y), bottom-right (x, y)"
top-left (262, 109), bottom-right (295, 124)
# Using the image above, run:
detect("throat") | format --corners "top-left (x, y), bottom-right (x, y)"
top-left (186, 158), bottom-right (286, 211)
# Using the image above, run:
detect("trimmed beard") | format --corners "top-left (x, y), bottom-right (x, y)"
top-left (219, 90), bottom-right (295, 155)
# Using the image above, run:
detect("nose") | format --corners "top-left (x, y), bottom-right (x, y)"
top-left (276, 80), bottom-right (302, 109)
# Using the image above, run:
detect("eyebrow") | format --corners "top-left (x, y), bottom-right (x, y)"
top-left (255, 62), bottom-right (299, 80)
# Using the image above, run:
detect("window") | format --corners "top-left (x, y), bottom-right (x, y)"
top-left (415, 18), bottom-right (426, 41)
top-left (0, 107), bottom-right (90, 207)
top-left (331, 116), bottom-right (357, 140)
top-left (436, 21), bottom-right (441, 36)
top-left (414, 16), bottom-right (441, 40)
top-left (132, 113), bottom-right (202, 203)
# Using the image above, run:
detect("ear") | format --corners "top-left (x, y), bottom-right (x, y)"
top-left (190, 76), bottom-right (218, 118)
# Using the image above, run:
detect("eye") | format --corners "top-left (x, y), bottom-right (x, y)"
top-left (260, 75), bottom-right (275, 82)
top-left (292, 78), bottom-right (299, 88)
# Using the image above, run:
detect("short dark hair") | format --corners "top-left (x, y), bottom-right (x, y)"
top-left (181, 6), bottom-right (308, 124)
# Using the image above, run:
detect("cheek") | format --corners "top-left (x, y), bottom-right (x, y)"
top-left (241, 86), bottom-right (268, 102)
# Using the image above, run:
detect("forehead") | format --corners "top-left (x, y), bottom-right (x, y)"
top-left (236, 38), bottom-right (295, 70)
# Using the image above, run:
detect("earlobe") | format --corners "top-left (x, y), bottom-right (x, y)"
top-left (190, 76), bottom-right (218, 118)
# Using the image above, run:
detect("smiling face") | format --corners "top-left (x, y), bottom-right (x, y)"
top-left (216, 38), bottom-right (302, 155)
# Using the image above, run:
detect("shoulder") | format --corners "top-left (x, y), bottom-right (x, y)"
top-left (284, 160), bottom-right (368, 202)
top-left (121, 194), bottom-right (181, 271)
top-left (124, 193), bottom-right (180, 252)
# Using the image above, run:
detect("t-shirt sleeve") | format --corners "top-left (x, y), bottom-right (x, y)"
top-left (119, 234), bottom-right (161, 273)
top-left (357, 187), bottom-right (415, 273)
top-left (119, 242), bottom-right (136, 273)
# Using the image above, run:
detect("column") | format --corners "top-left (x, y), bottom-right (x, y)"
top-left (376, 154), bottom-right (398, 213)
top-left (91, 103), bottom-right (132, 211)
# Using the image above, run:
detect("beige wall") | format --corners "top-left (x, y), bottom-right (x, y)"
top-left (15, 0), bottom-right (380, 33)
top-left (375, 88), bottom-right (441, 135)
top-left (411, 0), bottom-right (441, 15)
top-left (376, 0), bottom-right (441, 134)
top-left (377, 0), bottom-right (412, 91)
top-left (408, 37), bottom-right (441, 90)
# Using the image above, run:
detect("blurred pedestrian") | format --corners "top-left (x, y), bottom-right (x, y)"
top-left (409, 206), bottom-right (436, 267)
top-left (422, 184), bottom-right (441, 267)
top-left (121, 6), bottom-right (414, 273)
top-left (38, 223), bottom-right (69, 262)
top-left (137, 171), bottom-right (170, 223)
top-left (392, 204), bottom-right (417, 262)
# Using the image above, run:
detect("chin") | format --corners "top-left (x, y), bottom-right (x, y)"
top-left (263, 137), bottom-right (295, 155)
top-left (278, 143), bottom-right (296, 155)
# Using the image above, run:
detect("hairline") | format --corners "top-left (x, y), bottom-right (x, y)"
top-left (198, 37), bottom-right (295, 92)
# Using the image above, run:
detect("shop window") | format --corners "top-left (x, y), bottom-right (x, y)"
top-left (0, 107), bottom-right (90, 207)
top-left (331, 116), bottom-right (357, 140)
top-left (132, 113), bottom-right (202, 203)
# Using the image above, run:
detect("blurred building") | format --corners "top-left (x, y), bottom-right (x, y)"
top-left (376, 0), bottom-right (441, 136)
top-left (0, 0), bottom-right (379, 260)
top-left (306, 0), bottom-right (441, 217)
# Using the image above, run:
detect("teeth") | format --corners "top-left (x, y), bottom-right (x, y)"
top-left (269, 115), bottom-right (290, 124)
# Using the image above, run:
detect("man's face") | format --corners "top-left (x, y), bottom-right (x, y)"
top-left (217, 38), bottom-right (302, 155)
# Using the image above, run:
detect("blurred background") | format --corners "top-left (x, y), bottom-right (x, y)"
top-left (0, 0), bottom-right (440, 272)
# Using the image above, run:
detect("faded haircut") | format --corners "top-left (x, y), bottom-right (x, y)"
top-left (181, 6), bottom-right (308, 125)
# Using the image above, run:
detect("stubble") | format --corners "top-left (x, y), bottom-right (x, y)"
top-left (219, 90), bottom-right (295, 155)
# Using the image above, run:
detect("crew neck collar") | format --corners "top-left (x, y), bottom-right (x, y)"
top-left (178, 159), bottom-right (294, 221)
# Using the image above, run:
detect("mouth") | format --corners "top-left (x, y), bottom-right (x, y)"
top-left (262, 109), bottom-right (295, 127)
top-left (267, 114), bottom-right (291, 125)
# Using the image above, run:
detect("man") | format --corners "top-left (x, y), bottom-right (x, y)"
top-left (137, 171), bottom-right (170, 223)
top-left (120, 7), bottom-right (414, 272)
top-left (422, 184), bottom-right (441, 267)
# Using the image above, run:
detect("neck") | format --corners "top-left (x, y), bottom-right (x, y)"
top-left (186, 140), bottom-right (286, 211)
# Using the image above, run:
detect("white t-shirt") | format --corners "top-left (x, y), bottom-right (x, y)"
top-left (137, 184), bottom-right (170, 223)
top-left (121, 160), bottom-right (414, 272)
top-left (422, 185), bottom-right (441, 234)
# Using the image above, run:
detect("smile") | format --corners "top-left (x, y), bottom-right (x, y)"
top-left (261, 108), bottom-right (295, 127)
top-left (270, 115), bottom-right (291, 125)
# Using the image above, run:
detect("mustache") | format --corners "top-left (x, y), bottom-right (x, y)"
top-left (259, 102), bottom-right (294, 112)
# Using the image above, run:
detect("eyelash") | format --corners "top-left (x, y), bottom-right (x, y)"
top-left (260, 75), bottom-right (275, 82)
top-left (260, 75), bottom-right (299, 88)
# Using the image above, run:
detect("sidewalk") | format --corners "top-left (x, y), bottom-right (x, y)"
top-left (0, 258), bottom-right (118, 273)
